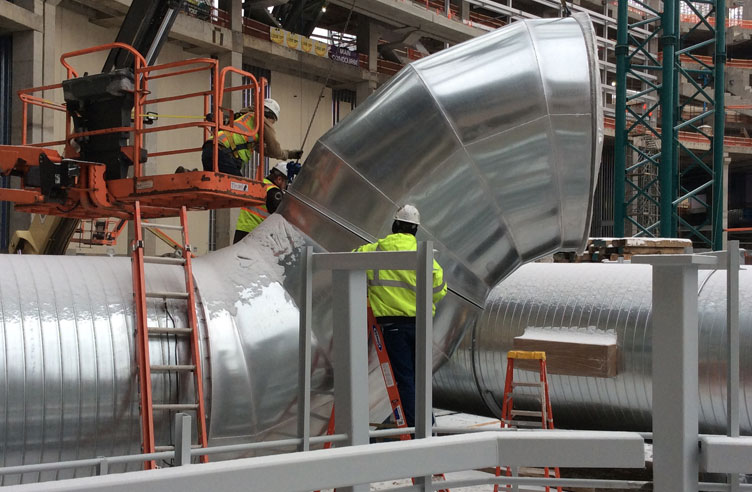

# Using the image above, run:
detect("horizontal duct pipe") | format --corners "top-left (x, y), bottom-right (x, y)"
top-left (434, 262), bottom-right (752, 434)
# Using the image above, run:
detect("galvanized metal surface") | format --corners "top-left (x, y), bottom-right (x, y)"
top-left (0, 254), bottom-right (204, 482)
top-left (434, 262), bottom-right (752, 434)
top-left (0, 14), bottom-right (602, 483)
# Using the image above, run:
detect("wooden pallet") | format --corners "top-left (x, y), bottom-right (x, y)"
top-left (554, 237), bottom-right (693, 263)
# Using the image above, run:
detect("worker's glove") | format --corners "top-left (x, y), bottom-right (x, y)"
top-left (289, 149), bottom-right (304, 160)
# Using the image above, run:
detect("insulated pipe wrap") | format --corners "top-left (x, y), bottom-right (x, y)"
top-left (434, 263), bottom-right (752, 434)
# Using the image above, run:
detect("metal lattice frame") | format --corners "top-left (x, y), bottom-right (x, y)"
top-left (614, 0), bottom-right (665, 238)
top-left (615, 0), bottom-right (726, 249)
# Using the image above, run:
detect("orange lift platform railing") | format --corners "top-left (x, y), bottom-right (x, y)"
top-left (0, 41), bottom-right (270, 221)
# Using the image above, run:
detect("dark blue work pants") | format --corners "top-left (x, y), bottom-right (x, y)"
top-left (201, 141), bottom-right (243, 176)
top-left (380, 319), bottom-right (417, 428)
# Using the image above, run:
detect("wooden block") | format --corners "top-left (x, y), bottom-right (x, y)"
top-left (612, 237), bottom-right (692, 249)
top-left (622, 246), bottom-right (686, 254)
top-left (512, 331), bottom-right (618, 378)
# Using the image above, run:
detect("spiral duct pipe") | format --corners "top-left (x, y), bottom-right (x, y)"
top-left (434, 262), bottom-right (752, 435)
top-left (0, 14), bottom-right (602, 484)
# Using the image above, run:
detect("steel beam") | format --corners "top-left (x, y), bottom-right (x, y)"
top-left (711, 0), bottom-right (726, 250)
top-left (659, 0), bottom-right (677, 237)
top-left (613, 0), bottom-right (628, 237)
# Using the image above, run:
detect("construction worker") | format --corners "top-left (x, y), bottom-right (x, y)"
top-left (233, 161), bottom-right (289, 243)
top-left (201, 98), bottom-right (303, 176)
top-left (354, 204), bottom-right (448, 428)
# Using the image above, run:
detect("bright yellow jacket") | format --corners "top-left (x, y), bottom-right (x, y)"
top-left (235, 178), bottom-right (278, 233)
top-left (354, 233), bottom-right (447, 317)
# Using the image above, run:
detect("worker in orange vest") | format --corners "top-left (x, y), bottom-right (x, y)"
top-left (202, 98), bottom-right (303, 176)
top-left (233, 161), bottom-right (289, 243)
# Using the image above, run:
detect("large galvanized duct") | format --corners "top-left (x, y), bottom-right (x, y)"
top-left (434, 262), bottom-right (752, 435)
top-left (0, 14), bottom-right (602, 484)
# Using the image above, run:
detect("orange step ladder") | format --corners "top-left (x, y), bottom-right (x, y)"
top-left (131, 202), bottom-right (209, 469)
top-left (319, 308), bottom-right (449, 492)
top-left (495, 350), bottom-right (561, 492)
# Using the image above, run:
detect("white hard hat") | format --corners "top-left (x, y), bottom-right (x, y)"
top-left (264, 98), bottom-right (281, 120)
top-left (272, 161), bottom-right (288, 177)
top-left (394, 204), bottom-right (420, 225)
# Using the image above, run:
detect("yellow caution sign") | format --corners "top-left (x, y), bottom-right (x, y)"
top-left (270, 27), bottom-right (284, 45)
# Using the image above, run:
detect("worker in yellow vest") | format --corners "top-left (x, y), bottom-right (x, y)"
top-left (354, 204), bottom-right (448, 427)
top-left (201, 98), bottom-right (303, 176)
top-left (233, 161), bottom-right (289, 243)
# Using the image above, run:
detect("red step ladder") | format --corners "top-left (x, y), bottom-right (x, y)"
top-left (495, 350), bottom-right (561, 492)
top-left (131, 202), bottom-right (209, 469)
top-left (320, 308), bottom-right (449, 492)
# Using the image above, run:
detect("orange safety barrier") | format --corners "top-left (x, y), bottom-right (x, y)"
top-left (680, 13), bottom-right (752, 29)
top-left (656, 51), bottom-right (752, 69)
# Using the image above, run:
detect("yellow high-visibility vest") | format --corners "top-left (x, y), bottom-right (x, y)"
top-left (214, 112), bottom-right (259, 163)
top-left (354, 233), bottom-right (447, 317)
top-left (235, 178), bottom-right (278, 233)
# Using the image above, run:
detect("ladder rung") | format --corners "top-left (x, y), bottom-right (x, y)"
top-left (151, 364), bottom-right (196, 372)
top-left (146, 291), bottom-right (189, 299)
top-left (503, 420), bottom-right (546, 427)
top-left (142, 222), bottom-right (184, 231)
top-left (148, 327), bottom-right (193, 336)
top-left (153, 403), bottom-right (199, 411)
top-left (511, 382), bottom-right (544, 388)
top-left (511, 410), bottom-right (544, 417)
top-left (144, 256), bottom-right (186, 265)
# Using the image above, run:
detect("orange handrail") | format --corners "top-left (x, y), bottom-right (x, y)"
top-left (19, 43), bottom-right (269, 182)
top-left (61, 43), bottom-right (146, 78)
top-left (216, 66), bottom-right (267, 180)
top-left (60, 42), bottom-right (147, 79)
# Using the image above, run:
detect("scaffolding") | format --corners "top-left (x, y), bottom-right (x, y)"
top-left (614, 0), bottom-right (726, 249)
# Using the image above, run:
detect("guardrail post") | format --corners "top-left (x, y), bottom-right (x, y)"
top-left (725, 241), bottom-right (741, 491)
top-left (297, 246), bottom-right (313, 452)
top-left (633, 254), bottom-right (717, 492)
top-left (332, 266), bottom-right (369, 492)
top-left (415, 241), bottom-right (433, 491)
top-left (96, 457), bottom-right (108, 475)
top-left (174, 412), bottom-right (192, 466)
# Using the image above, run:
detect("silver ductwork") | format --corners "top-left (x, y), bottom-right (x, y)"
top-left (0, 14), bottom-right (602, 484)
top-left (434, 262), bottom-right (752, 435)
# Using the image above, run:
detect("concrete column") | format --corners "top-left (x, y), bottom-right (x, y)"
top-left (743, 0), bottom-right (752, 20)
top-left (357, 20), bottom-right (382, 74)
top-left (9, 1), bottom-right (43, 236)
top-left (211, 0), bottom-right (243, 250)
top-left (212, 49), bottom-right (242, 250)
top-left (355, 79), bottom-right (377, 106)
top-left (42, 0), bottom-right (61, 143)
top-left (461, 1), bottom-right (470, 21)
top-left (11, 32), bottom-right (42, 145)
